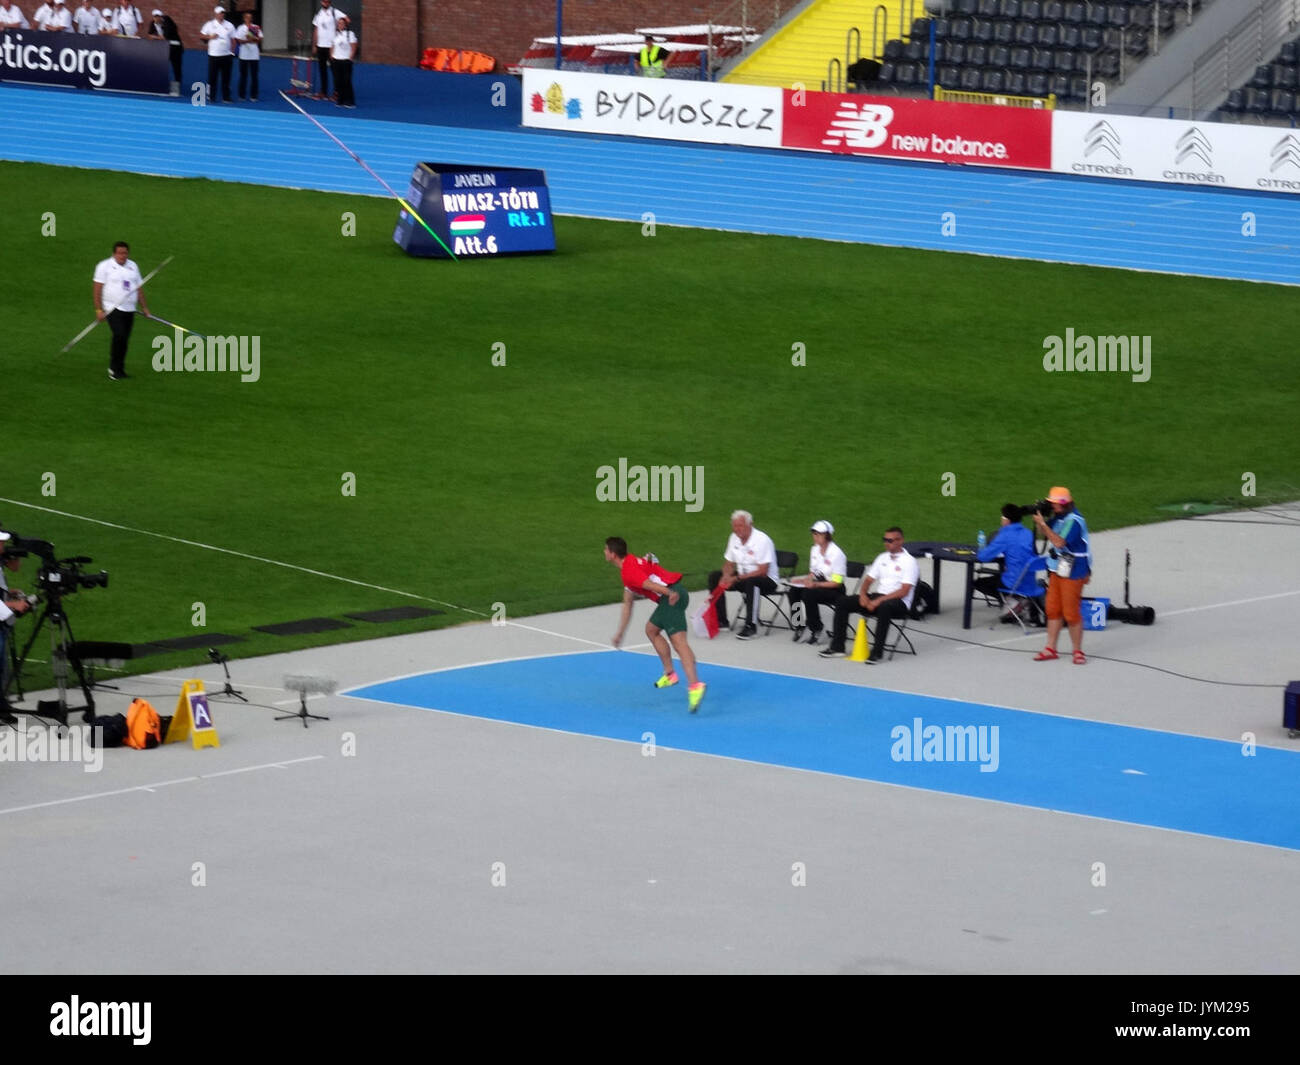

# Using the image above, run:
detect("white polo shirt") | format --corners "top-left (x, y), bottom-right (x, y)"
top-left (74, 5), bottom-right (101, 32)
top-left (330, 27), bottom-right (355, 60)
top-left (866, 548), bottom-right (919, 609)
top-left (201, 17), bottom-right (234, 56)
top-left (32, 4), bottom-right (53, 27)
top-left (44, 4), bottom-right (73, 30)
top-left (113, 3), bottom-right (139, 35)
top-left (234, 22), bottom-right (262, 60)
top-left (0, 4), bottom-right (31, 28)
top-left (808, 541), bottom-right (847, 583)
top-left (92, 255), bottom-right (144, 312)
top-left (725, 527), bottom-right (777, 581)
top-left (312, 6), bottom-right (343, 47)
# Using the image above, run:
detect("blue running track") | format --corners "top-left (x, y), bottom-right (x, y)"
top-left (2, 82), bottom-right (1297, 284)
top-left (347, 651), bottom-right (1300, 852)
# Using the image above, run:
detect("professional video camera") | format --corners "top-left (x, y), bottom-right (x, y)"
top-left (8, 536), bottom-right (109, 596)
top-left (1018, 499), bottom-right (1055, 518)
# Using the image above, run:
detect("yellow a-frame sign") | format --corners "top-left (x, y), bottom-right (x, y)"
top-left (164, 679), bottom-right (220, 749)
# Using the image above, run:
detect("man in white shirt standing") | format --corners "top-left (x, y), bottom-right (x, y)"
top-left (73, 0), bottom-right (101, 33)
top-left (92, 240), bottom-right (151, 380)
top-left (199, 4), bottom-right (234, 102)
top-left (330, 12), bottom-right (356, 107)
top-left (310, 0), bottom-right (343, 99)
top-left (31, 2), bottom-right (52, 29)
top-left (42, 0), bottom-right (72, 31)
top-left (822, 526), bottom-right (919, 663)
top-left (0, 3), bottom-right (31, 29)
top-left (113, 0), bottom-right (139, 36)
top-left (707, 509), bottom-right (779, 640)
top-left (233, 9), bottom-right (260, 100)
top-left (98, 7), bottom-right (114, 33)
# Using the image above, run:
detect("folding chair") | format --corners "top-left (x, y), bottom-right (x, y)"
top-left (754, 550), bottom-right (800, 635)
top-left (845, 564), bottom-right (917, 659)
top-left (994, 554), bottom-right (1048, 633)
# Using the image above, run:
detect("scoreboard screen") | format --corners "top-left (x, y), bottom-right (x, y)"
top-left (392, 163), bottom-right (556, 259)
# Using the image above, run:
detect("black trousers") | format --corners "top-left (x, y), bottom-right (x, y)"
top-left (168, 43), bottom-right (182, 84)
top-left (207, 54), bottom-right (232, 101)
top-left (830, 597), bottom-right (910, 657)
top-left (316, 46), bottom-right (332, 95)
top-left (786, 585), bottom-right (844, 632)
top-left (333, 58), bottom-right (354, 105)
top-left (238, 57), bottom-right (259, 99)
top-left (707, 572), bottom-right (777, 628)
top-left (106, 308), bottom-right (134, 375)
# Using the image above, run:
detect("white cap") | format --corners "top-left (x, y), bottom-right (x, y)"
top-left (0, 531), bottom-right (11, 542)
top-left (214, 4), bottom-right (224, 10)
top-left (810, 520), bottom-right (834, 535)
top-left (101, 7), bottom-right (111, 14)
top-left (152, 7), bottom-right (161, 13)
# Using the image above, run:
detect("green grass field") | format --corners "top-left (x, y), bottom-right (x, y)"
top-left (7, 159), bottom-right (1294, 684)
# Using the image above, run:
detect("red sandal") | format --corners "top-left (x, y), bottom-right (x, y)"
top-left (1033, 647), bottom-right (1059, 661)
top-left (1072, 650), bottom-right (1087, 665)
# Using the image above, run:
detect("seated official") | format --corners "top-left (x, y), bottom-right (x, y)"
top-left (974, 503), bottom-right (1042, 619)
top-left (821, 527), bottom-right (918, 664)
top-left (707, 509), bottom-right (778, 640)
top-left (787, 519), bottom-right (846, 647)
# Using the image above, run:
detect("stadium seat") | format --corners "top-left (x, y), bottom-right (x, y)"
top-left (1014, 21), bottom-right (1037, 46)
top-left (972, 18), bottom-right (995, 42)
top-left (926, 40), bottom-right (945, 62)
top-left (884, 39), bottom-right (904, 61)
top-left (961, 67), bottom-right (983, 90)
top-left (968, 42), bottom-right (989, 66)
top-left (947, 41), bottom-right (967, 64)
top-left (1097, 52), bottom-right (1119, 77)
top-left (1106, 3), bottom-right (1129, 27)
top-left (1080, 26), bottom-right (1103, 50)
top-left (998, 0), bottom-right (1021, 16)
top-left (1009, 46), bottom-right (1031, 68)
top-left (1270, 89), bottom-right (1296, 115)
top-left (1125, 31), bottom-right (1148, 57)
top-left (938, 63), bottom-right (963, 87)
top-left (1068, 73), bottom-right (1089, 99)
top-left (912, 17), bottom-right (932, 37)
top-left (1022, 0), bottom-right (1042, 19)
top-left (990, 43), bottom-right (1011, 66)
top-left (1053, 49), bottom-right (1074, 73)
top-left (1036, 23), bottom-right (1059, 46)
top-left (1006, 70), bottom-right (1028, 93)
top-left (932, 17), bottom-right (952, 38)
top-left (1279, 41), bottom-right (1298, 66)
top-left (1222, 88), bottom-right (1244, 112)
top-left (878, 61), bottom-right (897, 85)
top-left (950, 17), bottom-right (973, 40)
top-left (904, 39), bottom-right (925, 61)
top-left (1245, 87), bottom-right (1270, 114)
top-left (1042, 0), bottom-right (1065, 20)
top-left (1049, 72), bottom-right (1071, 98)
top-left (978, 0), bottom-right (1000, 16)
top-left (953, 0), bottom-right (978, 15)
top-left (1062, 1), bottom-right (1086, 24)
top-left (1027, 71), bottom-right (1050, 95)
top-left (1073, 49), bottom-right (1096, 73)
top-left (897, 61), bottom-right (920, 86)
top-left (1059, 24), bottom-right (1081, 49)
top-left (1102, 28), bottom-right (1124, 51)
top-left (1250, 64), bottom-right (1272, 88)
top-left (981, 68), bottom-right (1007, 91)
top-left (993, 20), bottom-right (1015, 44)
top-left (1275, 65), bottom-right (1298, 90)
top-left (1031, 46), bottom-right (1054, 69)
top-left (1084, 2), bottom-right (1107, 27)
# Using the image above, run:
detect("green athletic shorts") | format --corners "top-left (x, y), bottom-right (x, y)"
top-left (649, 581), bottom-right (689, 636)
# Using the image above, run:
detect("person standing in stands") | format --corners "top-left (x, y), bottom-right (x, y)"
top-left (42, 0), bottom-right (72, 31)
top-left (638, 34), bottom-right (667, 77)
top-left (330, 12), bottom-right (356, 108)
top-left (311, 0), bottom-right (342, 99)
top-left (233, 9), bottom-right (261, 101)
top-left (0, 2), bottom-right (31, 30)
top-left (112, 0), bottom-right (140, 36)
top-left (74, 0), bottom-right (103, 33)
top-left (147, 7), bottom-right (183, 86)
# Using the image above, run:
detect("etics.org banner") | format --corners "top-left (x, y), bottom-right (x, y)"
top-left (522, 68), bottom-right (783, 148)
top-left (0, 29), bottom-right (169, 93)
top-left (1052, 110), bottom-right (1300, 194)
top-left (781, 91), bottom-right (1053, 170)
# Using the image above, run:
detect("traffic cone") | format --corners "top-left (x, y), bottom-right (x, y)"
top-left (848, 619), bottom-right (871, 661)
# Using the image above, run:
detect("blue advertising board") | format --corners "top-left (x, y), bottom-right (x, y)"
top-left (392, 163), bottom-right (556, 259)
top-left (0, 29), bottom-right (169, 94)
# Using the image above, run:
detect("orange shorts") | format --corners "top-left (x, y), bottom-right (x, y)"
top-left (1045, 574), bottom-right (1086, 624)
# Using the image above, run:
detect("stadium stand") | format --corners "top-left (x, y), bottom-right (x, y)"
top-left (1218, 35), bottom-right (1300, 122)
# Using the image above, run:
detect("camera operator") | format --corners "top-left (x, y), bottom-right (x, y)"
top-left (1031, 487), bottom-right (1092, 665)
top-left (0, 530), bottom-right (33, 724)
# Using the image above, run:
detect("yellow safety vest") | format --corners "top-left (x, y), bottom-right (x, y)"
top-left (639, 45), bottom-right (666, 77)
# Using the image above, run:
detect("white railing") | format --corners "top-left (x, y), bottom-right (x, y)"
top-left (1192, 0), bottom-right (1300, 109)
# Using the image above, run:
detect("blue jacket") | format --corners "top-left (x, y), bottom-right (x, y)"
top-left (1049, 509), bottom-right (1091, 581)
top-left (977, 522), bottom-right (1039, 594)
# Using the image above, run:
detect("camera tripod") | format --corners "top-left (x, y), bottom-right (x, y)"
top-left (14, 594), bottom-right (95, 725)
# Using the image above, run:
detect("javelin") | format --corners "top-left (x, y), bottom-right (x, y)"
top-left (60, 254), bottom-right (174, 353)
top-left (278, 90), bottom-right (458, 261)
top-left (139, 312), bottom-right (209, 340)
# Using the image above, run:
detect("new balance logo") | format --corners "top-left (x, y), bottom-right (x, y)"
top-left (820, 102), bottom-right (894, 149)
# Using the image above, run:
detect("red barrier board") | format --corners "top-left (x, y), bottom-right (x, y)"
top-left (781, 92), bottom-right (1052, 171)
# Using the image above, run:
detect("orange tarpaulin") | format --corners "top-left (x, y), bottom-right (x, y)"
top-left (420, 48), bottom-right (495, 73)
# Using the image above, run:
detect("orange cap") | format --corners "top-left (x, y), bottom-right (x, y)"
top-left (1047, 486), bottom-right (1072, 503)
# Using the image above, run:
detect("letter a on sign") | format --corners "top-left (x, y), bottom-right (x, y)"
top-left (166, 679), bottom-right (220, 749)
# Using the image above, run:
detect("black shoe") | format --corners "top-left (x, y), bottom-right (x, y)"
top-left (736, 624), bottom-right (758, 640)
top-left (865, 655), bottom-right (883, 665)
top-left (108, 369), bottom-right (128, 380)
top-left (806, 631), bottom-right (821, 646)
top-left (819, 646), bottom-right (845, 658)
top-left (791, 626), bottom-right (805, 643)
top-left (0, 708), bottom-right (17, 726)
